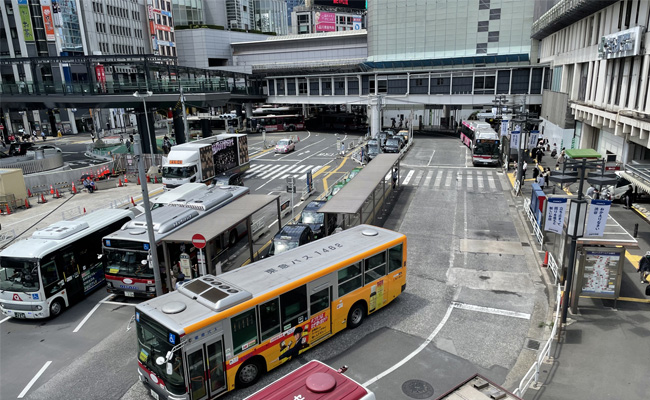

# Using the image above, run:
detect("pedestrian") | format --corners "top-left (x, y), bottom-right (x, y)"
top-left (639, 252), bottom-right (650, 283)
top-left (0, 135), bottom-right (5, 148)
top-left (57, 129), bottom-right (62, 137)
top-left (536, 146), bottom-right (543, 164)
top-left (532, 166), bottom-right (540, 180)
top-left (544, 168), bottom-right (550, 189)
top-left (624, 186), bottom-right (633, 209)
top-left (522, 160), bottom-right (528, 179)
top-left (556, 148), bottom-right (566, 169)
top-left (551, 143), bottom-right (558, 158)
top-left (593, 188), bottom-right (600, 200)
top-left (125, 139), bottom-right (132, 153)
top-left (392, 167), bottom-right (398, 188)
top-left (31, 130), bottom-right (37, 142)
top-left (162, 136), bottom-right (172, 154)
top-left (586, 185), bottom-right (596, 198)
top-left (41, 131), bottom-right (46, 141)
top-left (340, 141), bottom-right (345, 157)
top-left (536, 170), bottom-right (545, 188)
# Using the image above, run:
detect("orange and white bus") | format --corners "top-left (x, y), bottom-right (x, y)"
top-left (134, 224), bottom-right (406, 399)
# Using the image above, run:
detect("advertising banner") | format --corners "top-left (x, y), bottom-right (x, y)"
top-left (95, 65), bottom-right (106, 92)
top-left (315, 12), bottom-right (336, 32)
top-left (585, 199), bottom-right (611, 237)
top-left (314, 0), bottom-right (366, 9)
top-left (213, 137), bottom-right (237, 173)
top-left (544, 198), bottom-right (567, 234)
top-left (353, 16), bottom-right (362, 30)
top-left (237, 136), bottom-right (249, 165)
top-left (510, 131), bottom-right (520, 149)
top-left (18, 0), bottom-right (35, 41)
top-left (40, 1), bottom-right (55, 41)
top-left (528, 130), bottom-right (539, 148)
top-left (52, 0), bottom-right (62, 27)
top-left (199, 144), bottom-right (215, 180)
top-left (500, 119), bottom-right (508, 137)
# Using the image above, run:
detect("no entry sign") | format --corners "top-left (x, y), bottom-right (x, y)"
top-left (192, 233), bottom-right (206, 249)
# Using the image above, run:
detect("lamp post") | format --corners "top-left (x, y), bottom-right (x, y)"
top-left (549, 158), bottom-right (617, 324)
top-left (133, 91), bottom-right (153, 153)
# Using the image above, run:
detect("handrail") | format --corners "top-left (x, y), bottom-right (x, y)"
top-left (523, 198), bottom-right (544, 246)
top-left (513, 284), bottom-right (562, 396)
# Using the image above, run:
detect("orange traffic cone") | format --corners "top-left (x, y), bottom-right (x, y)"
top-left (147, 175), bottom-right (151, 183)
top-left (154, 176), bottom-right (158, 184)
top-left (24, 198), bottom-right (31, 209)
top-left (124, 176), bottom-right (128, 184)
top-left (5, 204), bottom-right (11, 215)
top-left (27, 188), bottom-right (32, 197)
top-left (118, 179), bottom-right (123, 187)
top-left (137, 176), bottom-right (141, 185)
top-left (83, 207), bottom-right (86, 213)
top-left (71, 182), bottom-right (77, 194)
top-left (131, 197), bottom-right (136, 206)
top-left (54, 189), bottom-right (61, 199)
top-left (50, 185), bottom-right (54, 195)
top-left (39, 194), bottom-right (47, 204)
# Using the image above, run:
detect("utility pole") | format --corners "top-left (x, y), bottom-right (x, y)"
top-left (180, 86), bottom-right (189, 142)
top-left (133, 135), bottom-right (163, 297)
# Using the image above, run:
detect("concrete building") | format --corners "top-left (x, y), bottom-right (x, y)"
top-left (291, 0), bottom-right (365, 34)
top-left (535, 0), bottom-right (650, 167)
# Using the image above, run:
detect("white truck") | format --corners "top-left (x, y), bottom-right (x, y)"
top-left (161, 133), bottom-right (250, 189)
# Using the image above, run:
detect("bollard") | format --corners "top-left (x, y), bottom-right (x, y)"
top-left (634, 223), bottom-right (639, 238)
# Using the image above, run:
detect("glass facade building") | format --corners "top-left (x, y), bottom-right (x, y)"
top-left (59, 0), bottom-right (83, 54)
top-left (172, 0), bottom-right (204, 26)
top-left (253, 0), bottom-right (288, 35)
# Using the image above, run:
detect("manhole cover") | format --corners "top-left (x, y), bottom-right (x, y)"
top-left (402, 379), bottom-right (434, 399)
top-left (525, 338), bottom-right (541, 351)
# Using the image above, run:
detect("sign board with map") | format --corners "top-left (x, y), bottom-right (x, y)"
top-left (577, 248), bottom-right (624, 299)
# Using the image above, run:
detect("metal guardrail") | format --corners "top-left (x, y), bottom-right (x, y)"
top-left (513, 284), bottom-right (562, 397)
top-left (523, 198), bottom-right (544, 246)
top-left (0, 153), bottom-right (64, 175)
top-left (625, 164), bottom-right (650, 183)
top-left (547, 251), bottom-right (560, 283)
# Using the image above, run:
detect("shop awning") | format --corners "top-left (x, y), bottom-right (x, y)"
top-left (619, 171), bottom-right (650, 195)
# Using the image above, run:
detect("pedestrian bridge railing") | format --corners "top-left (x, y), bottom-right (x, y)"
top-left (523, 198), bottom-right (544, 246)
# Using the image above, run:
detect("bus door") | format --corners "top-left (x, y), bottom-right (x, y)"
top-left (59, 248), bottom-right (85, 301)
top-left (186, 336), bottom-right (227, 399)
top-left (308, 276), bottom-right (332, 342)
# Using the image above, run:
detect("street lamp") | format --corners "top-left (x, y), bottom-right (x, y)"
top-left (133, 91), bottom-right (153, 152)
top-left (548, 158), bottom-right (617, 324)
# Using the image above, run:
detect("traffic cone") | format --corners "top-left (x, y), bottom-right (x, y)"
top-left (83, 207), bottom-right (86, 213)
top-left (154, 176), bottom-right (158, 184)
top-left (5, 204), bottom-right (11, 215)
top-left (71, 182), bottom-right (77, 194)
top-left (27, 188), bottom-right (32, 197)
top-left (147, 175), bottom-right (151, 183)
top-left (542, 251), bottom-right (549, 268)
top-left (137, 175), bottom-right (141, 185)
top-left (124, 176), bottom-right (128, 184)
top-left (50, 185), bottom-right (54, 195)
top-left (54, 189), bottom-right (61, 199)
top-left (39, 194), bottom-right (47, 204)
top-left (131, 197), bottom-right (136, 206)
top-left (118, 179), bottom-right (123, 187)
top-left (24, 198), bottom-right (31, 209)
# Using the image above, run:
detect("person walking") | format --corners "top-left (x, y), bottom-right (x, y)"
top-left (522, 160), bottom-right (528, 179)
top-left (536, 146), bottom-right (544, 164)
top-left (41, 130), bottom-right (46, 141)
top-left (555, 148), bottom-right (566, 169)
top-left (532, 166), bottom-right (540, 180)
top-left (536, 170), bottom-right (545, 188)
top-left (623, 186), bottom-right (633, 209)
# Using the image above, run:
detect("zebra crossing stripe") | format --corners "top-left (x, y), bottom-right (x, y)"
top-left (434, 170), bottom-right (443, 187)
top-left (299, 166), bottom-right (321, 180)
top-left (468, 171), bottom-right (474, 189)
top-left (445, 171), bottom-right (453, 187)
top-left (477, 171), bottom-right (484, 189)
top-left (487, 173), bottom-right (497, 190)
top-left (457, 170), bottom-right (463, 189)
top-left (402, 170), bottom-right (415, 185)
top-left (413, 170), bottom-right (424, 186)
top-left (249, 164), bottom-right (282, 178)
top-left (260, 165), bottom-right (294, 180)
top-left (423, 171), bottom-right (434, 187)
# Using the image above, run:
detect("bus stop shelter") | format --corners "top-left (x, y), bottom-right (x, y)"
top-left (318, 154), bottom-right (400, 231)
top-left (160, 194), bottom-right (281, 287)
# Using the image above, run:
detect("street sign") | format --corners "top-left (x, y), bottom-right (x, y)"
top-left (192, 233), bottom-right (206, 249)
top-left (286, 176), bottom-right (296, 193)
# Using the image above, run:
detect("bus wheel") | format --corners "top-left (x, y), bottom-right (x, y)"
top-left (288, 126), bottom-right (295, 132)
top-left (229, 230), bottom-right (238, 246)
top-left (49, 299), bottom-right (65, 317)
top-left (347, 302), bottom-right (366, 329)
top-left (236, 357), bottom-right (264, 388)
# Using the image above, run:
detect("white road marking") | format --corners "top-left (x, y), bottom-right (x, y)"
top-left (402, 170), bottom-right (415, 185)
top-left (487, 172), bottom-right (497, 190)
top-left (445, 171), bottom-right (453, 187)
top-left (17, 361), bottom-right (52, 398)
top-left (467, 171), bottom-right (473, 189)
top-left (276, 138), bottom-right (326, 161)
top-left (456, 170), bottom-right (463, 189)
top-left (423, 170), bottom-right (434, 187)
top-left (0, 316), bottom-right (11, 324)
top-left (413, 170), bottom-right (424, 186)
top-left (260, 164), bottom-right (293, 180)
top-left (101, 301), bottom-right (138, 307)
top-left (452, 302), bottom-right (531, 320)
top-left (434, 170), bottom-right (443, 187)
top-left (477, 171), bottom-right (484, 189)
top-left (73, 294), bottom-right (113, 333)
top-left (362, 303), bottom-right (455, 387)
top-left (427, 149), bottom-right (436, 166)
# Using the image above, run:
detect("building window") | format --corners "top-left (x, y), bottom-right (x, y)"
top-left (479, 0), bottom-right (490, 10)
top-left (478, 21), bottom-right (488, 32)
top-left (476, 43), bottom-right (487, 54)
top-left (489, 8), bottom-right (501, 20)
top-left (488, 31), bottom-right (499, 42)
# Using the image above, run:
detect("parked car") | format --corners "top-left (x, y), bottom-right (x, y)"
top-left (275, 138), bottom-right (295, 154)
top-left (267, 223), bottom-right (314, 256)
top-left (384, 137), bottom-right (404, 153)
top-left (299, 200), bottom-right (337, 239)
top-left (367, 139), bottom-right (383, 160)
top-left (377, 131), bottom-right (392, 148)
top-left (395, 129), bottom-right (409, 145)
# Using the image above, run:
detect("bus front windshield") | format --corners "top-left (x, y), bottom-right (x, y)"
top-left (162, 165), bottom-right (197, 179)
top-left (136, 312), bottom-right (186, 395)
top-left (301, 211), bottom-right (324, 225)
top-left (474, 141), bottom-right (499, 156)
top-left (0, 257), bottom-right (40, 292)
top-left (103, 249), bottom-right (153, 278)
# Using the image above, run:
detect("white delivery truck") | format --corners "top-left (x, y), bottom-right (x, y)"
top-left (161, 133), bottom-right (250, 189)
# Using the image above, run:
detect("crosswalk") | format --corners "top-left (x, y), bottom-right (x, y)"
top-left (399, 168), bottom-right (505, 192)
top-left (245, 163), bottom-right (322, 181)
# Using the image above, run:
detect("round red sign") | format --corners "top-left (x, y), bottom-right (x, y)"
top-left (192, 233), bottom-right (207, 249)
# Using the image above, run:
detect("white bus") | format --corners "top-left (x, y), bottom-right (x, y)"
top-left (102, 185), bottom-right (249, 298)
top-left (0, 209), bottom-right (135, 319)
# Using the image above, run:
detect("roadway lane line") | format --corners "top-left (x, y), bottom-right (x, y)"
top-left (427, 149), bottom-right (436, 166)
top-left (73, 294), bottom-right (113, 333)
top-left (452, 301), bottom-right (531, 320)
top-left (102, 301), bottom-right (138, 306)
top-left (276, 138), bottom-right (328, 162)
top-left (17, 361), bottom-right (52, 398)
top-left (362, 303), bottom-right (455, 388)
top-left (0, 316), bottom-right (11, 324)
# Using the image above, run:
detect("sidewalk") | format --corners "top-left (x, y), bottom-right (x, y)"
top-left (506, 150), bottom-right (650, 400)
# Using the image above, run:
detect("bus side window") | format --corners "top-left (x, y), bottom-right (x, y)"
top-left (231, 308), bottom-right (258, 355)
top-left (280, 285), bottom-right (307, 330)
top-left (40, 256), bottom-right (61, 295)
top-left (388, 243), bottom-right (403, 273)
top-left (258, 298), bottom-right (281, 341)
top-left (60, 250), bottom-right (78, 279)
top-left (310, 287), bottom-right (330, 315)
top-left (337, 263), bottom-right (362, 297)
top-left (364, 252), bottom-right (386, 284)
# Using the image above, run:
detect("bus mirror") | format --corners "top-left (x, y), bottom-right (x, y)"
top-left (155, 356), bottom-right (166, 366)
top-left (166, 362), bottom-right (173, 375)
top-left (165, 350), bottom-right (173, 362)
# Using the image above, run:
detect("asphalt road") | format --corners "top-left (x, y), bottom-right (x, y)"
top-left (1, 131), bottom-right (547, 400)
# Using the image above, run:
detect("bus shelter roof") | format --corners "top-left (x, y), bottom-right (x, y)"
top-left (318, 154), bottom-right (400, 215)
top-left (565, 148), bottom-right (602, 159)
top-left (577, 214), bottom-right (638, 248)
top-left (161, 194), bottom-right (279, 243)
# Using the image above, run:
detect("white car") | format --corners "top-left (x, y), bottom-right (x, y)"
top-left (275, 138), bottom-right (295, 154)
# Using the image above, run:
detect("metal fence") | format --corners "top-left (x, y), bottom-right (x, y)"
top-left (0, 153), bottom-right (64, 175)
top-left (524, 197), bottom-right (544, 246)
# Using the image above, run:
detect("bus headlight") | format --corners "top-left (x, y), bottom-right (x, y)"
top-left (148, 286), bottom-right (156, 292)
top-left (34, 305), bottom-right (43, 311)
